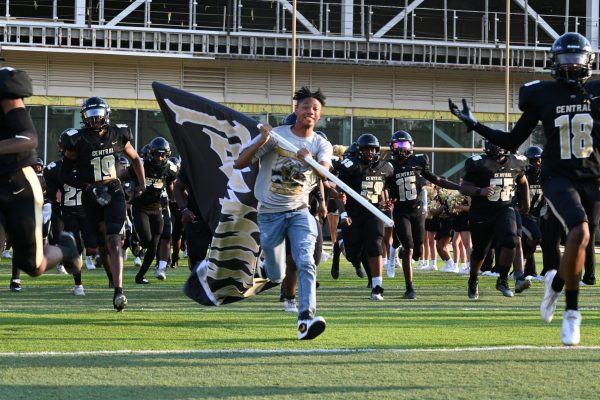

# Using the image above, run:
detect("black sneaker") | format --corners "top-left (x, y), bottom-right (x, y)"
top-left (57, 232), bottom-right (82, 274)
top-left (9, 279), bottom-right (22, 293)
top-left (297, 316), bottom-right (326, 340)
top-left (582, 275), bottom-right (596, 286)
top-left (515, 278), bottom-right (532, 294)
top-left (468, 277), bottom-right (479, 299)
top-left (496, 278), bottom-right (514, 297)
top-left (370, 285), bottom-right (384, 301)
top-left (402, 289), bottom-right (417, 300)
top-left (135, 276), bottom-right (149, 285)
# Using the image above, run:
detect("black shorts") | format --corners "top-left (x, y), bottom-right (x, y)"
top-left (82, 183), bottom-right (127, 237)
top-left (521, 213), bottom-right (542, 241)
top-left (469, 207), bottom-right (518, 261)
top-left (343, 213), bottom-right (384, 261)
top-left (392, 210), bottom-right (425, 251)
top-left (425, 215), bottom-right (440, 232)
top-left (0, 167), bottom-right (44, 274)
top-left (543, 176), bottom-right (600, 231)
top-left (62, 206), bottom-right (99, 252)
top-left (435, 217), bottom-right (453, 240)
top-left (451, 212), bottom-right (469, 232)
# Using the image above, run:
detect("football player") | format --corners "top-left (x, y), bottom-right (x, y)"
top-left (335, 133), bottom-right (394, 301)
top-left (60, 96), bottom-right (145, 311)
top-left (0, 67), bottom-right (81, 283)
top-left (386, 130), bottom-right (461, 299)
top-left (459, 141), bottom-right (529, 300)
top-left (450, 32), bottom-right (600, 345)
top-left (520, 146), bottom-right (544, 278)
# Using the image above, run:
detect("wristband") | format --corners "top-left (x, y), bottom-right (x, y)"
top-left (340, 212), bottom-right (348, 220)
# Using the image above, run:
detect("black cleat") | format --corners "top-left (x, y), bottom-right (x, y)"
top-left (113, 293), bottom-right (128, 312)
top-left (582, 276), bottom-right (596, 286)
top-left (402, 289), bottom-right (417, 300)
top-left (468, 277), bottom-right (479, 299)
top-left (331, 264), bottom-right (339, 279)
top-left (9, 279), bottom-right (22, 293)
top-left (135, 277), bottom-right (149, 285)
top-left (515, 278), bottom-right (532, 294)
top-left (495, 278), bottom-right (514, 297)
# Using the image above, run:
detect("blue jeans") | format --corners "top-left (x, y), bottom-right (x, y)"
top-left (258, 208), bottom-right (318, 320)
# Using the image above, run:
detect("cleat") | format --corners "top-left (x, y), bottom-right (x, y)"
top-left (330, 264), bottom-right (339, 280)
top-left (422, 262), bottom-right (438, 271)
top-left (468, 277), bottom-right (479, 299)
top-left (56, 232), bottom-right (82, 274)
top-left (283, 298), bottom-right (298, 313)
top-left (134, 256), bottom-right (142, 268)
top-left (170, 258), bottom-right (179, 269)
top-left (402, 289), bottom-right (417, 300)
top-left (386, 257), bottom-right (396, 278)
top-left (495, 278), bottom-right (514, 297)
top-left (135, 277), bottom-right (149, 285)
top-left (561, 310), bottom-right (581, 346)
top-left (515, 278), bottom-right (532, 294)
top-left (72, 285), bottom-right (85, 296)
top-left (540, 269), bottom-right (561, 323)
top-left (581, 276), bottom-right (596, 286)
top-left (56, 264), bottom-right (68, 275)
top-left (297, 316), bottom-right (326, 340)
top-left (84, 256), bottom-right (96, 270)
top-left (2, 250), bottom-right (12, 259)
top-left (113, 293), bottom-right (128, 312)
top-left (440, 260), bottom-right (459, 273)
top-left (9, 279), bottom-right (22, 293)
top-left (370, 285), bottom-right (384, 301)
top-left (154, 267), bottom-right (167, 281)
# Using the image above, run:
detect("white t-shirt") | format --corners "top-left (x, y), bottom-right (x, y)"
top-left (251, 125), bottom-right (333, 213)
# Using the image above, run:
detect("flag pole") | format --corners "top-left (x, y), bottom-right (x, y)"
top-left (291, 0), bottom-right (297, 111)
top-left (504, 0), bottom-right (510, 130)
top-left (259, 124), bottom-right (394, 227)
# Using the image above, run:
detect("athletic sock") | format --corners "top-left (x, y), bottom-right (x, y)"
top-left (552, 273), bottom-right (565, 293)
top-left (565, 289), bottom-right (579, 310)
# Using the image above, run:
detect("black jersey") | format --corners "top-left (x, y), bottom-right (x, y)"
top-left (520, 79), bottom-right (600, 181)
top-left (44, 159), bottom-right (83, 209)
top-left (0, 111), bottom-right (37, 175)
top-left (525, 167), bottom-right (544, 216)
top-left (387, 153), bottom-right (437, 215)
top-left (62, 125), bottom-right (133, 185)
top-left (463, 153), bottom-right (528, 215)
top-left (335, 156), bottom-right (394, 217)
top-left (132, 159), bottom-right (178, 208)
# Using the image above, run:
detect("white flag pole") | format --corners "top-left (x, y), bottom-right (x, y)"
top-left (259, 124), bottom-right (394, 227)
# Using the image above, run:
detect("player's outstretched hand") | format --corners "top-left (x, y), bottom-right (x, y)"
top-left (448, 98), bottom-right (477, 131)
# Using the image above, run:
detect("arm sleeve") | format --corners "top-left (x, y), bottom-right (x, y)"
top-left (471, 110), bottom-right (539, 153)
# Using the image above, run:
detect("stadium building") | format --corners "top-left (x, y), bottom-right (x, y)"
top-left (0, 0), bottom-right (597, 179)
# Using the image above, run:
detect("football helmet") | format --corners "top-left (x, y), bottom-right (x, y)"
top-left (524, 145), bottom-right (543, 174)
top-left (343, 142), bottom-right (358, 159)
top-left (356, 133), bottom-right (380, 165)
top-left (484, 140), bottom-right (507, 159)
top-left (168, 156), bottom-right (181, 169)
top-left (550, 32), bottom-right (595, 84)
top-left (147, 137), bottom-right (171, 167)
top-left (81, 97), bottom-right (110, 131)
top-left (389, 130), bottom-right (414, 161)
top-left (118, 155), bottom-right (131, 169)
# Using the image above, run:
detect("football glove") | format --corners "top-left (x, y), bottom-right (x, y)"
top-left (448, 98), bottom-right (478, 131)
top-left (86, 184), bottom-right (111, 206)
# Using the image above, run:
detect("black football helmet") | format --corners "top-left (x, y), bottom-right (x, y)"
top-left (81, 97), bottom-right (110, 131)
top-left (343, 142), bottom-right (358, 159)
top-left (140, 144), bottom-right (150, 159)
top-left (550, 32), bottom-right (595, 84)
top-left (484, 140), bottom-right (507, 159)
top-left (524, 145), bottom-right (543, 174)
top-left (356, 133), bottom-right (380, 165)
top-left (147, 137), bottom-right (171, 166)
top-left (389, 130), bottom-right (414, 161)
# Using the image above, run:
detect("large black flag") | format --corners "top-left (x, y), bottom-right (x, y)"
top-left (152, 81), bottom-right (271, 306)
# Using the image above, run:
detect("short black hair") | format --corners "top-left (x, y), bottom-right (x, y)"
top-left (293, 86), bottom-right (326, 106)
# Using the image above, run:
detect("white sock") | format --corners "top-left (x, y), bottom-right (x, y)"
top-left (158, 260), bottom-right (167, 270)
top-left (382, 258), bottom-right (388, 266)
top-left (389, 245), bottom-right (396, 261)
top-left (372, 276), bottom-right (383, 288)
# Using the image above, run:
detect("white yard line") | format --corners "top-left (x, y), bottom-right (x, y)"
top-left (1, 345), bottom-right (599, 357)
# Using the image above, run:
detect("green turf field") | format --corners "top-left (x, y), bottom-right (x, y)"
top-left (0, 254), bottom-right (599, 399)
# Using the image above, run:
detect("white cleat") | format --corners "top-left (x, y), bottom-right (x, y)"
top-left (72, 285), bottom-right (86, 296)
top-left (134, 256), bottom-right (142, 268)
top-left (56, 264), bottom-right (68, 275)
top-left (540, 269), bottom-right (561, 323)
top-left (283, 298), bottom-right (298, 313)
top-left (154, 267), bottom-right (167, 281)
top-left (2, 250), bottom-right (12, 259)
top-left (561, 310), bottom-right (581, 346)
top-left (85, 256), bottom-right (96, 270)
top-left (386, 257), bottom-right (396, 278)
top-left (440, 260), bottom-right (459, 273)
